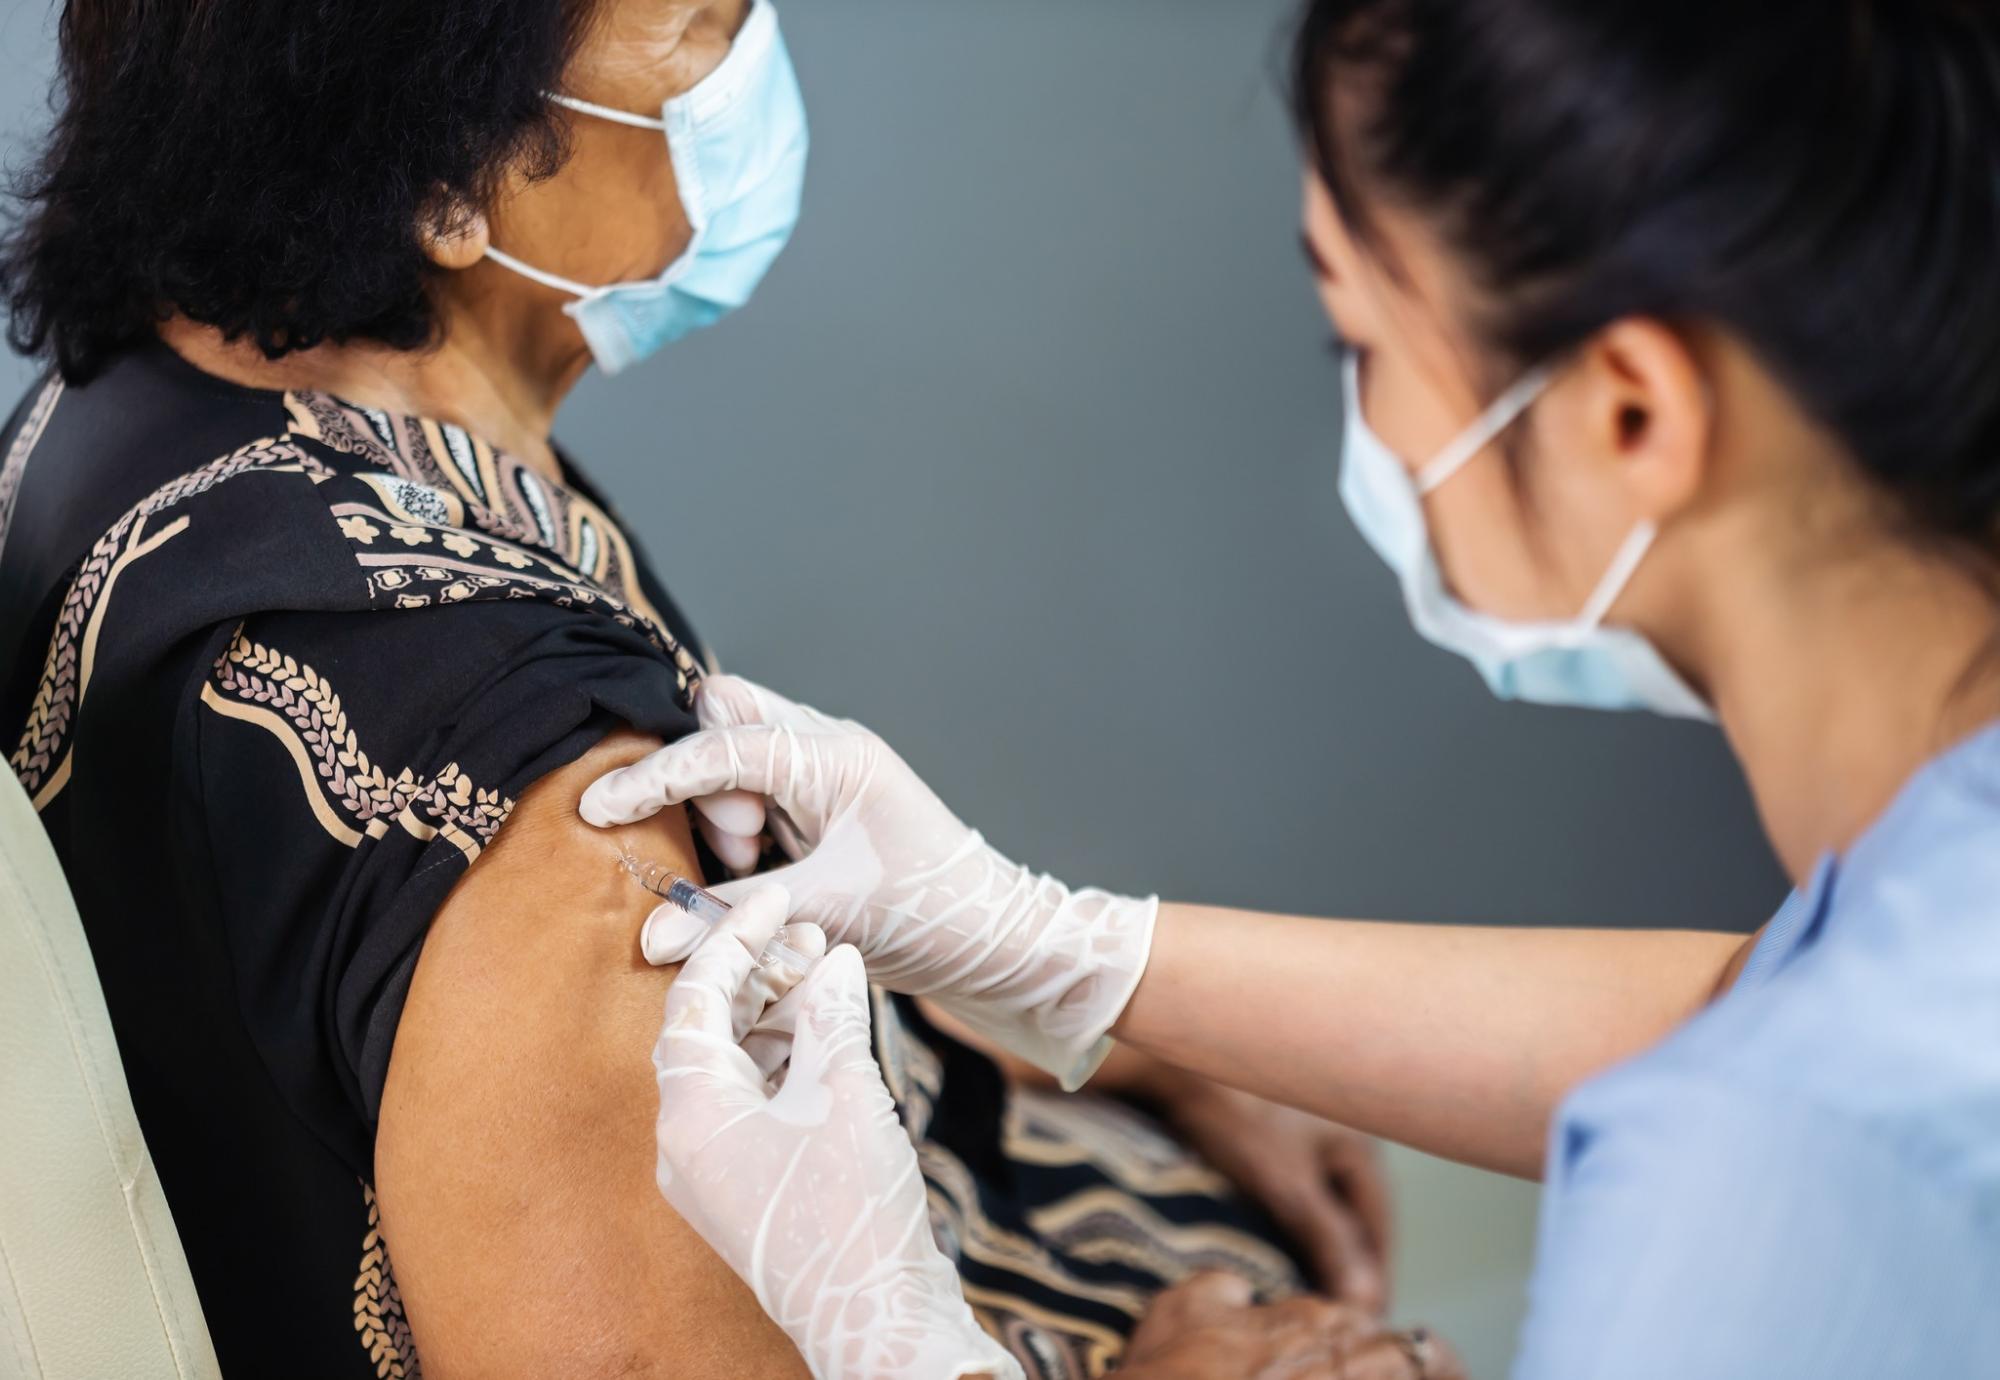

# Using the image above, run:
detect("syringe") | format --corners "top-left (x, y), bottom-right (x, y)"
top-left (620, 850), bottom-right (815, 975)
top-left (619, 851), bottom-right (734, 925)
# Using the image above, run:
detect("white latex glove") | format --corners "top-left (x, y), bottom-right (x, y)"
top-left (656, 883), bottom-right (1023, 1380)
top-left (584, 676), bottom-right (1157, 1090)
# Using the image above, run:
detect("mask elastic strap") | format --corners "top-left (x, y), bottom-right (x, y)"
top-left (1573, 520), bottom-right (1659, 632)
top-left (543, 0), bottom-right (776, 131)
top-left (482, 245), bottom-right (603, 300)
top-left (1415, 366), bottom-right (1557, 496)
top-left (546, 92), bottom-right (668, 131)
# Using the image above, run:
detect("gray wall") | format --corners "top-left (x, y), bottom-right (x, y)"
top-left (578, 0), bottom-right (1787, 934)
top-left (1, 0), bottom-right (1786, 1371)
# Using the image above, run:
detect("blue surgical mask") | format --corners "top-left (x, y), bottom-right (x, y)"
top-left (484, 0), bottom-right (807, 375)
top-left (1338, 356), bottom-right (1714, 722)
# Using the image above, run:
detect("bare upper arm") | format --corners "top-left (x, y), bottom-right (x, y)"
top-left (375, 729), bottom-right (811, 1380)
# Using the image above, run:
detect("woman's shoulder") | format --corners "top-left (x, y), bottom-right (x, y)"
top-left (3, 340), bottom-right (706, 822)
top-left (1, 342), bottom-right (705, 695)
top-left (4, 345), bottom-right (717, 1191)
top-left (0, 344), bottom-right (293, 596)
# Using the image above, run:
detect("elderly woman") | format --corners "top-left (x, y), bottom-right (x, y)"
top-left (0, 0), bottom-right (1441, 1375)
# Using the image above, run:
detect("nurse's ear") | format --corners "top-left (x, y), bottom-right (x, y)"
top-left (1567, 319), bottom-right (1715, 524)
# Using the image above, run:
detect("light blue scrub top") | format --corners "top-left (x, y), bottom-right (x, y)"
top-left (1513, 721), bottom-right (2000, 1379)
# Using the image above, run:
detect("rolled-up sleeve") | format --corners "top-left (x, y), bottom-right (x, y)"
top-left (1514, 1071), bottom-right (2000, 1380)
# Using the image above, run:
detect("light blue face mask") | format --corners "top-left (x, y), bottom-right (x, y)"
top-left (485, 0), bottom-right (807, 375)
top-left (1339, 356), bottom-right (1714, 722)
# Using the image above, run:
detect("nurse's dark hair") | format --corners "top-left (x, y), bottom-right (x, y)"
top-left (1, 0), bottom-right (601, 383)
top-left (1290, 0), bottom-right (2000, 546)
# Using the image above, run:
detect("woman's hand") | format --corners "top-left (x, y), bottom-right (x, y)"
top-left (653, 884), bottom-right (1024, 1380)
top-left (1156, 1081), bottom-right (1393, 1311)
top-left (1118, 1273), bottom-right (1462, 1380)
top-left (584, 674), bottom-right (1157, 1090)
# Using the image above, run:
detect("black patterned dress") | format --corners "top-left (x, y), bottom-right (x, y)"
top-left (0, 343), bottom-right (1301, 1380)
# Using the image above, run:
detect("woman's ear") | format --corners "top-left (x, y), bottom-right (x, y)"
top-left (420, 199), bottom-right (491, 271)
top-left (1573, 318), bottom-right (1713, 523)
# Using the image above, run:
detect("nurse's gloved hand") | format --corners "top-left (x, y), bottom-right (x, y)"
top-left (584, 675), bottom-right (1157, 1090)
top-left (655, 884), bottom-right (1023, 1380)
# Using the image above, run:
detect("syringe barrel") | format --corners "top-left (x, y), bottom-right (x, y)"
top-left (665, 877), bottom-right (734, 927)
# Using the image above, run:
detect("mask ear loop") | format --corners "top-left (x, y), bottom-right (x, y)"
top-left (1414, 366), bottom-right (1556, 495)
top-left (1567, 376), bottom-right (1722, 635)
top-left (481, 245), bottom-right (608, 302)
top-left (540, 91), bottom-right (708, 280)
top-left (1569, 521), bottom-right (1659, 637)
top-left (546, 92), bottom-right (668, 131)
top-left (1397, 361), bottom-right (1654, 637)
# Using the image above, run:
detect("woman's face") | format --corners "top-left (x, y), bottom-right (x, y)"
top-left (470, 0), bottom-right (752, 337)
top-left (1300, 167), bottom-right (1707, 629)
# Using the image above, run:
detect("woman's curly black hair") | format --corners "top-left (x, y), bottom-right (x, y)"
top-left (2, 0), bottom-right (601, 383)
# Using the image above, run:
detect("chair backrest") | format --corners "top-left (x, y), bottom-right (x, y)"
top-left (0, 769), bottom-right (221, 1380)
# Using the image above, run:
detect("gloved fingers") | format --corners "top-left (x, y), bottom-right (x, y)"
top-left (580, 732), bottom-right (734, 827)
top-left (636, 854), bottom-right (838, 963)
top-left (705, 855), bottom-right (865, 945)
top-left (697, 810), bottom-right (764, 875)
top-left (651, 917), bottom-right (820, 1216)
top-left (638, 892), bottom-right (805, 968)
top-left (740, 926), bottom-right (828, 1082)
top-left (693, 674), bottom-right (768, 729)
top-left (695, 674), bottom-right (805, 730)
top-left (705, 862), bottom-right (807, 911)
top-left (739, 1010), bottom-right (800, 1085)
top-left (661, 883), bottom-right (794, 1040)
top-left (691, 787), bottom-right (767, 837)
top-left (731, 922), bottom-right (827, 1048)
top-left (768, 945), bottom-right (885, 1123)
top-left (765, 802), bottom-right (811, 861)
top-left (581, 723), bottom-right (847, 828)
top-left (699, 673), bottom-right (860, 736)
top-left (704, 844), bottom-right (828, 908)
top-left (640, 900), bottom-right (707, 966)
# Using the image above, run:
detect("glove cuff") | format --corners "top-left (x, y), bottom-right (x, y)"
top-left (1051, 890), bottom-right (1158, 1090)
top-left (942, 1330), bottom-right (1029, 1380)
top-left (941, 890), bottom-right (1158, 1090)
top-left (796, 1278), bottom-right (1026, 1380)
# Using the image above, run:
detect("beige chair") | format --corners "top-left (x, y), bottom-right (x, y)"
top-left (0, 769), bottom-right (221, 1379)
